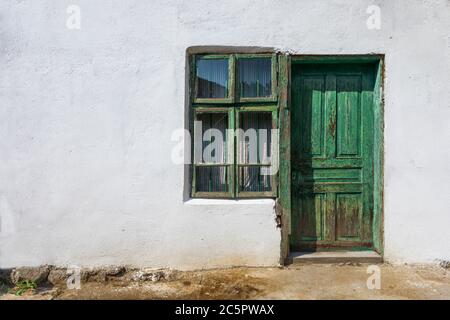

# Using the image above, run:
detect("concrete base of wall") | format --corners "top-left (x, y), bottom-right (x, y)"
top-left (287, 251), bottom-right (383, 264)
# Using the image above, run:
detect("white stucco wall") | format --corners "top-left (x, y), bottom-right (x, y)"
top-left (0, 0), bottom-right (449, 269)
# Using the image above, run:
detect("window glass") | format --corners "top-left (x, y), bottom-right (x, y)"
top-left (238, 166), bottom-right (272, 192)
top-left (196, 166), bottom-right (228, 192)
top-left (238, 112), bottom-right (272, 164)
top-left (194, 113), bottom-right (228, 193)
top-left (195, 113), bottom-right (228, 164)
top-left (196, 58), bottom-right (229, 99)
top-left (238, 112), bottom-right (272, 192)
top-left (238, 58), bottom-right (272, 98)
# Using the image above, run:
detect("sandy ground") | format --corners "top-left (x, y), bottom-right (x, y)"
top-left (2, 263), bottom-right (450, 300)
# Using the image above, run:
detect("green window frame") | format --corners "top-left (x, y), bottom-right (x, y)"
top-left (236, 54), bottom-right (277, 102)
top-left (193, 55), bottom-right (234, 104)
top-left (190, 53), bottom-right (279, 199)
top-left (235, 106), bottom-right (278, 198)
top-left (191, 107), bottom-right (235, 198)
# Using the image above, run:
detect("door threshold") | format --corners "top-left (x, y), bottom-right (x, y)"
top-left (286, 250), bottom-right (383, 265)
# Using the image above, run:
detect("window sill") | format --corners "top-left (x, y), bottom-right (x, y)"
top-left (184, 198), bottom-right (275, 206)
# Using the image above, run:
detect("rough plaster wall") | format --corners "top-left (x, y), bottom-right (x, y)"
top-left (0, 0), bottom-right (449, 268)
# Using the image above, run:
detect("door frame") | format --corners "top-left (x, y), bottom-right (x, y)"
top-left (278, 54), bottom-right (385, 263)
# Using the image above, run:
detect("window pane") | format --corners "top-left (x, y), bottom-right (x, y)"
top-left (195, 113), bottom-right (228, 164)
top-left (238, 58), bottom-right (272, 98)
top-left (238, 166), bottom-right (271, 192)
top-left (196, 166), bottom-right (228, 192)
top-left (238, 112), bottom-right (272, 164)
top-left (196, 58), bottom-right (229, 99)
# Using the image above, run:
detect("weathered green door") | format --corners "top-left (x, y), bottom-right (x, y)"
top-left (291, 63), bottom-right (376, 251)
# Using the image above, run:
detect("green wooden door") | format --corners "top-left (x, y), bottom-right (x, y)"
top-left (291, 63), bottom-right (376, 251)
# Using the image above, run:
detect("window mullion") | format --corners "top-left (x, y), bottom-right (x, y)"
top-left (229, 107), bottom-right (236, 198)
top-left (229, 55), bottom-right (236, 103)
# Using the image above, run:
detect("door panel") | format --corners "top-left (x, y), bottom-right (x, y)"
top-left (291, 63), bottom-right (375, 251)
top-left (336, 193), bottom-right (362, 240)
top-left (299, 76), bottom-right (325, 157)
top-left (296, 193), bottom-right (325, 241)
top-left (336, 75), bottom-right (361, 157)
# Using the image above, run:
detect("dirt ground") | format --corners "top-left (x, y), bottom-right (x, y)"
top-left (2, 263), bottom-right (450, 300)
